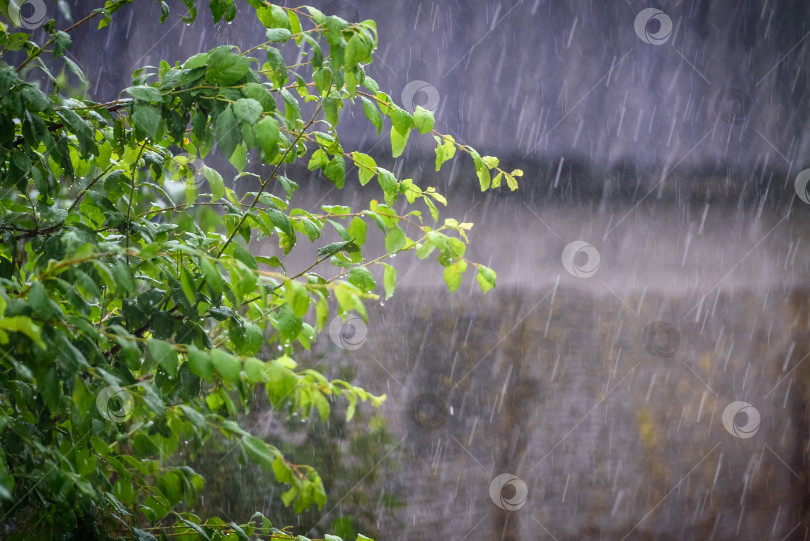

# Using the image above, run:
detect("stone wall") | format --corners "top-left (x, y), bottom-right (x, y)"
top-left (309, 284), bottom-right (810, 540)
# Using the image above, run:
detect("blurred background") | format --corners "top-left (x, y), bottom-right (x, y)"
top-left (36, 0), bottom-right (810, 538)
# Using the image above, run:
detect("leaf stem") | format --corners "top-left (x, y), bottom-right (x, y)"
top-left (125, 141), bottom-right (148, 265)
top-left (216, 102), bottom-right (323, 259)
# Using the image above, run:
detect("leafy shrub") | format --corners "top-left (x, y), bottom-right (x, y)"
top-left (0, 0), bottom-right (518, 538)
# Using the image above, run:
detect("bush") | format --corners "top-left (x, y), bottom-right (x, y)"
top-left (0, 1), bottom-right (519, 538)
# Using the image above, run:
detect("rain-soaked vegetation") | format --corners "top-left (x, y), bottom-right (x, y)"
top-left (1, 0), bottom-right (810, 540)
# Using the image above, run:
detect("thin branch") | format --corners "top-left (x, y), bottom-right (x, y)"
top-left (216, 102), bottom-right (323, 259)
top-left (125, 141), bottom-right (148, 265)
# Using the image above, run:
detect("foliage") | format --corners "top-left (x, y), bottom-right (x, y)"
top-left (0, 0), bottom-right (516, 539)
top-left (188, 365), bottom-right (403, 540)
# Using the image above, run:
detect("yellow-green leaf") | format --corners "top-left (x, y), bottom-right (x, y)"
top-left (382, 263), bottom-right (396, 299)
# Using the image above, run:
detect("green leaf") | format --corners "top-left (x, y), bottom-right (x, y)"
top-left (210, 0), bottom-right (236, 22)
top-left (266, 208), bottom-right (293, 236)
top-left (112, 260), bottom-right (136, 295)
top-left (308, 148), bottom-right (329, 170)
top-left (390, 125), bottom-right (410, 158)
top-left (21, 85), bottom-right (49, 112)
top-left (305, 6), bottom-right (326, 24)
top-left (348, 216), bottom-right (367, 246)
top-left (215, 106), bottom-right (240, 159)
top-left (242, 435), bottom-right (275, 470)
top-left (39, 366), bottom-right (59, 412)
top-left (57, 108), bottom-right (96, 156)
top-left (257, 4), bottom-right (290, 30)
top-left (147, 339), bottom-right (178, 378)
top-left (184, 52), bottom-right (207, 70)
top-left (187, 347), bottom-right (215, 382)
top-left (179, 266), bottom-right (197, 307)
top-left (207, 47), bottom-right (252, 86)
top-left (385, 226), bottom-right (406, 252)
top-left (382, 263), bottom-right (396, 299)
top-left (279, 88), bottom-right (300, 122)
top-left (229, 142), bottom-right (247, 172)
top-left (29, 280), bottom-right (53, 320)
top-left (179, 0), bottom-right (197, 23)
top-left (361, 97), bottom-right (382, 134)
top-left (377, 167), bottom-right (397, 196)
top-left (281, 486), bottom-right (298, 507)
top-left (315, 297), bottom-right (329, 333)
top-left (434, 135), bottom-right (457, 171)
top-left (53, 31), bottom-right (72, 56)
top-left (387, 105), bottom-right (413, 134)
top-left (318, 240), bottom-right (356, 257)
top-left (288, 9), bottom-right (303, 43)
top-left (276, 305), bottom-right (302, 341)
top-left (230, 319), bottom-right (263, 356)
top-left (324, 15), bottom-right (347, 45)
top-left (323, 97), bottom-right (340, 127)
top-left (352, 152), bottom-right (376, 185)
top-left (124, 85), bottom-right (162, 103)
top-left (424, 196), bottom-right (439, 221)
top-left (278, 175), bottom-right (298, 198)
top-left (244, 357), bottom-right (267, 383)
top-left (477, 165), bottom-right (491, 191)
top-left (313, 67), bottom-right (332, 95)
top-left (324, 156), bottom-right (345, 188)
top-left (443, 260), bottom-right (467, 292)
top-left (201, 166), bottom-right (223, 201)
top-left (232, 244), bottom-right (258, 270)
top-left (272, 455), bottom-right (294, 484)
top-left (210, 349), bottom-right (241, 383)
top-left (482, 155), bottom-right (500, 169)
top-left (471, 150), bottom-right (491, 191)
top-left (243, 82), bottom-right (276, 112)
top-left (348, 267), bottom-right (375, 293)
top-left (344, 34), bottom-right (370, 68)
top-left (159, 0), bottom-right (169, 23)
top-left (255, 116), bottom-right (280, 158)
top-left (302, 33), bottom-right (323, 69)
top-left (413, 105), bottom-right (435, 134)
top-left (265, 28), bottom-right (292, 43)
top-left (476, 265), bottom-right (497, 293)
top-left (323, 204), bottom-right (351, 217)
top-left (233, 98), bottom-right (263, 124)
top-left (284, 279), bottom-right (310, 317)
top-left (132, 103), bottom-right (161, 140)
top-left (198, 257), bottom-right (223, 297)
top-left (265, 47), bottom-right (288, 88)
top-left (266, 360), bottom-right (298, 409)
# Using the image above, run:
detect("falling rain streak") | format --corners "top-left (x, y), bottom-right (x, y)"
top-left (43, 0), bottom-right (810, 538)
